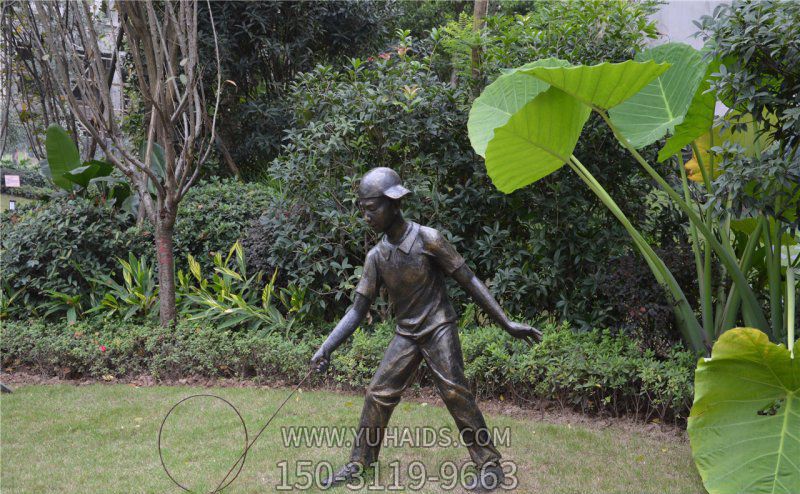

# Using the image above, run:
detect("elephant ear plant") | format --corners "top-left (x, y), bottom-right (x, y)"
top-left (688, 327), bottom-right (798, 494)
top-left (469, 40), bottom-right (799, 493)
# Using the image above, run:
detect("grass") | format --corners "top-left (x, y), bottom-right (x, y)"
top-left (1, 383), bottom-right (705, 493)
top-left (0, 193), bottom-right (34, 211)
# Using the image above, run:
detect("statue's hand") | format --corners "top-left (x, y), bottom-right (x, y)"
top-left (504, 321), bottom-right (542, 346)
top-left (311, 346), bottom-right (330, 374)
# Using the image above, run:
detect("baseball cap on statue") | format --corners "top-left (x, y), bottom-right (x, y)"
top-left (358, 167), bottom-right (410, 200)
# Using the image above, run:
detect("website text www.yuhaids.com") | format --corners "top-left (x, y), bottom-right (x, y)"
top-left (280, 426), bottom-right (511, 449)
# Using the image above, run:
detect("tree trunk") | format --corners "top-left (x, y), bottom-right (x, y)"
top-left (155, 222), bottom-right (177, 326)
top-left (215, 131), bottom-right (241, 179)
top-left (471, 0), bottom-right (489, 92)
top-left (202, 112), bottom-right (240, 178)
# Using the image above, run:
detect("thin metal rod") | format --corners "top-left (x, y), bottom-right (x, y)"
top-left (211, 368), bottom-right (314, 493)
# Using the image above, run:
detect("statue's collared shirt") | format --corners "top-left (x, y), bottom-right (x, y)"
top-left (356, 222), bottom-right (465, 339)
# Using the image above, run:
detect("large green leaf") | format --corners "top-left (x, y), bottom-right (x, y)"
top-left (468, 59), bottom-right (570, 157)
top-left (45, 124), bottom-right (81, 192)
top-left (688, 328), bottom-right (800, 494)
top-left (64, 160), bottom-right (114, 189)
top-left (521, 60), bottom-right (669, 110)
top-left (484, 87), bottom-right (591, 193)
top-left (658, 54), bottom-right (720, 162)
top-left (609, 43), bottom-right (706, 149)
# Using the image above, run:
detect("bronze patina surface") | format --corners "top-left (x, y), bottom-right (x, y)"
top-left (311, 167), bottom-right (541, 490)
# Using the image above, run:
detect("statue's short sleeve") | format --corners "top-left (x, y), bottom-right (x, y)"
top-left (355, 250), bottom-right (381, 301)
top-left (425, 229), bottom-right (466, 275)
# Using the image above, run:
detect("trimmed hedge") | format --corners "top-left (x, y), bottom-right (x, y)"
top-left (0, 318), bottom-right (696, 423)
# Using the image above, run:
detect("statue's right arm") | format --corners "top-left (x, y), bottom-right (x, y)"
top-left (311, 293), bottom-right (370, 371)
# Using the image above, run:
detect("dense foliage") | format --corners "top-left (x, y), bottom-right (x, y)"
top-left (0, 198), bottom-right (149, 311)
top-left (251, 1), bottom-right (684, 333)
top-left (0, 318), bottom-right (695, 423)
top-left (167, 178), bottom-right (276, 272)
top-left (699, 0), bottom-right (799, 155)
top-left (0, 179), bottom-right (271, 316)
top-left (196, 0), bottom-right (401, 177)
top-left (600, 243), bottom-right (698, 357)
top-left (436, 0), bottom-right (660, 88)
top-left (698, 0), bottom-right (800, 229)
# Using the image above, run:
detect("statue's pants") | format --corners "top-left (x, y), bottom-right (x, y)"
top-left (349, 323), bottom-right (502, 467)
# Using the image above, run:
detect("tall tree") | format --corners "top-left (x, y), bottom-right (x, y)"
top-left (471, 0), bottom-right (488, 88)
top-left (194, 1), bottom-right (399, 177)
top-left (25, 0), bottom-right (223, 325)
top-left (0, 1), bottom-right (81, 158)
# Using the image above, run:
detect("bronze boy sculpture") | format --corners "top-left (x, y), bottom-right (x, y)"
top-left (311, 167), bottom-right (541, 491)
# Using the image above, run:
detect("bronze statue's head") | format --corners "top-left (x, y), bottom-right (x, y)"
top-left (357, 167), bottom-right (409, 233)
top-left (357, 167), bottom-right (410, 200)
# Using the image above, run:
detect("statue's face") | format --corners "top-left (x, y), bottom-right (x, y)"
top-left (358, 196), bottom-right (398, 233)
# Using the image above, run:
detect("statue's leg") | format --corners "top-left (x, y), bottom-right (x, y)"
top-left (350, 332), bottom-right (422, 466)
top-left (420, 323), bottom-right (502, 468)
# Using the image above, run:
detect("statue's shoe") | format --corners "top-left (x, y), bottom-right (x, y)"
top-left (465, 462), bottom-right (506, 492)
top-left (320, 462), bottom-right (363, 489)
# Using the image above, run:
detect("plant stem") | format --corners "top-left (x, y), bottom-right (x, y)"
top-left (718, 218), bottom-right (763, 335)
top-left (678, 152), bottom-right (708, 334)
top-left (691, 140), bottom-right (715, 341)
top-left (568, 155), bottom-right (707, 353)
top-left (598, 110), bottom-right (770, 333)
top-left (684, 142), bottom-right (718, 335)
top-left (768, 206), bottom-right (784, 339)
top-left (787, 246), bottom-right (795, 358)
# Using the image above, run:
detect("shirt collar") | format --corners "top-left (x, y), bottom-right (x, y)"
top-left (380, 222), bottom-right (419, 260)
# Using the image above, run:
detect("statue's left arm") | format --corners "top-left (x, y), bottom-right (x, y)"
top-left (426, 228), bottom-right (541, 344)
top-left (451, 264), bottom-right (542, 344)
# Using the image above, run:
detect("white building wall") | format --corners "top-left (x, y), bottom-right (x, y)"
top-left (649, 0), bottom-right (730, 48)
top-left (650, 0), bottom-right (731, 116)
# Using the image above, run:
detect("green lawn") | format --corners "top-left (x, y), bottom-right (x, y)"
top-left (0, 193), bottom-right (35, 211)
top-left (1, 384), bottom-right (704, 493)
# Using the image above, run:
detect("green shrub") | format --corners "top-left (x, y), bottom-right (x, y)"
top-left (459, 322), bottom-right (695, 422)
top-left (169, 178), bottom-right (276, 272)
top-left (0, 318), bottom-right (696, 423)
top-left (0, 179), bottom-right (275, 317)
top-left (0, 318), bottom-right (320, 383)
top-left (0, 196), bottom-right (150, 309)
top-left (515, 325), bottom-right (695, 422)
